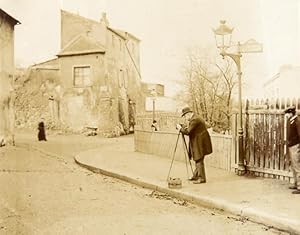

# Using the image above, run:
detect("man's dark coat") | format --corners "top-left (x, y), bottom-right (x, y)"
top-left (181, 115), bottom-right (212, 161)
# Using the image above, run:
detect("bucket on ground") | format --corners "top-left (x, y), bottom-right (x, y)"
top-left (168, 177), bottom-right (182, 189)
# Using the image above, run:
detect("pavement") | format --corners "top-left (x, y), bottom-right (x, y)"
top-left (74, 135), bottom-right (300, 235)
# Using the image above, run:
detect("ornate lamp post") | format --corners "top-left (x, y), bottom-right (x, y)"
top-left (150, 88), bottom-right (157, 122)
top-left (213, 20), bottom-right (245, 175)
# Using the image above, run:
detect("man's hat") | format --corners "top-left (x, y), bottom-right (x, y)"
top-left (284, 106), bottom-right (296, 114)
top-left (181, 107), bottom-right (193, 117)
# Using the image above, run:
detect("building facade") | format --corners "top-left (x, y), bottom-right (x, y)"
top-left (21, 10), bottom-right (144, 135)
top-left (0, 9), bottom-right (20, 145)
top-left (263, 65), bottom-right (300, 98)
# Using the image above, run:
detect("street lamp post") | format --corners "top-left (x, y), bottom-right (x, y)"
top-left (213, 20), bottom-right (245, 175)
top-left (150, 88), bottom-right (157, 122)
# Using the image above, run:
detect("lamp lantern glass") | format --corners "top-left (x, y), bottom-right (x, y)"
top-left (213, 20), bottom-right (233, 51)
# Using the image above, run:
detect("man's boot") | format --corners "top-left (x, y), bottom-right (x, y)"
top-left (189, 164), bottom-right (199, 181)
top-left (289, 170), bottom-right (298, 189)
top-left (193, 161), bottom-right (206, 184)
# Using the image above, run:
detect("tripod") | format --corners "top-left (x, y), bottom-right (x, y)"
top-left (166, 132), bottom-right (194, 181)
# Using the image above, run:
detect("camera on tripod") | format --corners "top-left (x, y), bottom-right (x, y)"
top-left (176, 123), bottom-right (184, 130)
top-left (167, 125), bottom-right (193, 184)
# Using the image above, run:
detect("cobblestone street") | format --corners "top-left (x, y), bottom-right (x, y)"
top-left (0, 133), bottom-right (290, 234)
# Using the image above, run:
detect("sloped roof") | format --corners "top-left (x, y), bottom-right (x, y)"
top-left (57, 34), bottom-right (105, 57)
top-left (31, 58), bottom-right (59, 70)
top-left (61, 10), bottom-right (140, 43)
top-left (61, 10), bottom-right (99, 25)
top-left (0, 8), bottom-right (20, 25)
top-left (108, 27), bottom-right (140, 42)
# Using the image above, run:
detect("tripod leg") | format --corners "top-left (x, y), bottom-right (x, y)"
top-left (183, 138), bottom-right (190, 178)
top-left (166, 131), bottom-right (181, 181)
top-left (181, 134), bottom-right (193, 173)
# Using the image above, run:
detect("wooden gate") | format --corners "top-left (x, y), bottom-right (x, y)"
top-left (233, 97), bottom-right (300, 181)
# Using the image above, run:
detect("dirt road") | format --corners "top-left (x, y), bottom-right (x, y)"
top-left (0, 133), bottom-right (289, 234)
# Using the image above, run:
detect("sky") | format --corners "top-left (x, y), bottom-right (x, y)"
top-left (1, 0), bottom-right (300, 97)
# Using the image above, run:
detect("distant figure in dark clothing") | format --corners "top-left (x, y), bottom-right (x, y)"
top-left (151, 120), bottom-right (159, 131)
top-left (38, 120), bottom-right (47, 141)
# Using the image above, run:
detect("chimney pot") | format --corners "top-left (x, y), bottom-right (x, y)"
top-left (100, 12), bottom-right (109, 26)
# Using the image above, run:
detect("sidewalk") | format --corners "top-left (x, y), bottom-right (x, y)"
top-left (73, 136), bottom-right (300, 234)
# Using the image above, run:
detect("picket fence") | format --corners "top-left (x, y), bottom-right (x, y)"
top-left (235, 97), bottom-right (300, 180)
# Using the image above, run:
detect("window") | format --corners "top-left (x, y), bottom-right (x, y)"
top-left (73, 66), bottom-right (91, 87)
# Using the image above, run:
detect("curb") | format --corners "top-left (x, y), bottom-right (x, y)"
top-left (16, 143), bottom-right (70, 165)
top-left (75, 155), bottom-right (300, 235)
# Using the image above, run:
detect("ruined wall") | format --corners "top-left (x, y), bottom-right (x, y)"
top-left (14, 68), bottom-right (61, 130)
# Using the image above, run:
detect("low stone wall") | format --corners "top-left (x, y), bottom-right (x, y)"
top-left (134, 129), bottom-right (233, 171)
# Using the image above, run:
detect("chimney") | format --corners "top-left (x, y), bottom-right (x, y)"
top-left (100, 12), bottom-right (109, 26)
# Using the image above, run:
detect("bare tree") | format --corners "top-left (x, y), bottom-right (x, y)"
top-left (176, 47), bottom-right (237, 132)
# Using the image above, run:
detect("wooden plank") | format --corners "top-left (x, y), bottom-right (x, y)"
top-left (264, 113), bottom-right (270, 169)
top-left (249, 114), bottom-right (255, 167)
top-left (246, 110), bottom-right (285, 115)
top-left (277, 114), bottom-right (283, 170)
top-left (246, 166), bottom-right (293, 177)
top-left (259, 113), bottom-right (264, 168)
top-left (269, 114), bottom-right (273, 168)
top-left (244, 108), bottom-right (250, 165)
top-left (272, 115), bottom-right (277, 170)
top-left (272, 114), bottom-right (276, 170)
top-left (227, 137), bottom-right (231, 171)
top-left (270, 115), bottom-right (275, 170)
top-left (253, 112), bottom-right (259, 168)
top-left (276, 115), bottom-right (280, 170)
top-left (274, 114), bottom-right (280, 170)
top-left (282, 114), bottom-right (288, 171)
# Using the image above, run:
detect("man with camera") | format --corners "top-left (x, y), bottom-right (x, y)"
top-left (177, 107), bottom-right (212, 184)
